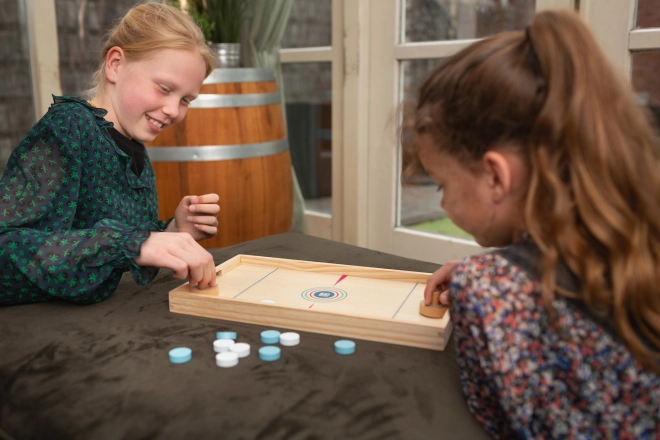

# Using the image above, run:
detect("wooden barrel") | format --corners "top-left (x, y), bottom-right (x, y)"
top-left (146, 68), bottom-right (293, 249)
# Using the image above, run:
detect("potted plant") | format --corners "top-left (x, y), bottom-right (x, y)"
top-left (180, 0), bottom-right (252, 68)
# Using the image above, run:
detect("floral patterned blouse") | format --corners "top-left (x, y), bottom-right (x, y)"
top-left (450, 243), bottom-right (660, 439)
top-left (0, 96), bottom-right (168, 305)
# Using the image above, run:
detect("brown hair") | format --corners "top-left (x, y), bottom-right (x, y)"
top-left (407, 9), bottom-right (660, 372)
top-left (86, 2), bottom-right (217, 99)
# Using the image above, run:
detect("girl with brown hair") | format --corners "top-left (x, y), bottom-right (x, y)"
top-left (407, 9), bottom-right (660, 438)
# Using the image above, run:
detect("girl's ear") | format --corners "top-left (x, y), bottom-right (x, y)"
top-left (482, 150), bottom-right (512, 203)
top-left (104, 46), bottom-right (125, 84)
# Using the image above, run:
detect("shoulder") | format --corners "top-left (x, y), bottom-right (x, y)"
top-left (29, 96), bottom-right (91, 135)
top-left (450, 252), bottom-right (538, 316)
top-left (44, 96), bottom-right (99, 125)
top-left (12, 97), bottom-right (104, 159)
top-left (451, 252), bottom-right (535, 295)
top-left (30, 96), bottom-right (111, 144)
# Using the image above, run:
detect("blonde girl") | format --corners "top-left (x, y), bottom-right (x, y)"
top-left (0, 3), bottom-right (220, 305)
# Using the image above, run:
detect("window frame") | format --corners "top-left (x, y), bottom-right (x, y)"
top-left (361, 0), bottom-right (575, 264)
top-left (26, 0), bottom-right (659, 264)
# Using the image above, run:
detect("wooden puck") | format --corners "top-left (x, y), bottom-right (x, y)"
top-left (419, 290), bottom-right (447, 318)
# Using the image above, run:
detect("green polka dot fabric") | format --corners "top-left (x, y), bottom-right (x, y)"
top-left (0, 96), bottom-right (169, 305)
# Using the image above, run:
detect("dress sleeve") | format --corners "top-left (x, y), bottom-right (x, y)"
top-left (449, 254), bottom-right (538, 439)
top-left (155, 218), bottom-right (173, 231)
top-left (0, 107), bottom-right (154, 303)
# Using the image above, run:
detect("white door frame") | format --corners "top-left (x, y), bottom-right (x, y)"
top-left (25, 0), bottom-right (61, 119)
top-left (362, 0), bottom-right (576, 264)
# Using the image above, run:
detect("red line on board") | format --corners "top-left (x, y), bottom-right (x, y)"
top-left (334, 275), bottom-right (348, 286)
top-left (309, 304), bottom-right (314, 308)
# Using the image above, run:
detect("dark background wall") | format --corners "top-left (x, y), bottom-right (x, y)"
top-left (1, 0), bottom-right (659, 177)
top-left (55, 0), bottom-right (147, 97)
top-left (632, 0), bottom-right (660, 130)
top-left (0, 0), bottom-right (34, 171)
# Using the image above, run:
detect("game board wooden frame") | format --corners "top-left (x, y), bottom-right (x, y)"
top-left (169, 254), bottom-right (452, 351)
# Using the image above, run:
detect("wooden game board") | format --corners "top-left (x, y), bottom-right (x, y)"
top-left (169, 255), bottom-right (452, 351)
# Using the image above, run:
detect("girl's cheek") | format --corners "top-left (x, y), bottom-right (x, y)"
top-left (179, 106), bottom-right (188, 121)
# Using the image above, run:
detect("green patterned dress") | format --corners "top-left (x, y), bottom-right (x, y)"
top-left (0, 96), bottom-right (168, 305)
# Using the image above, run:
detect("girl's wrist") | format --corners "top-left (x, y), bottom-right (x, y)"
top-left (165, 218), bottom-right (177, 232)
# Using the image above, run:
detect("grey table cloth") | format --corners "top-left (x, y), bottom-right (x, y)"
top-left (0, 232), bottom-right (489, 440)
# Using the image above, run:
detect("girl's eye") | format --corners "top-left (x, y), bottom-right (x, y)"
top-left (159, 85), bottom-right (170, 93)
top-left (181, 98), bottom-right (191, 106)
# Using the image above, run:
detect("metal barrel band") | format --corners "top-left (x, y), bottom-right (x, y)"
top-left (189, 93), bottom-right (280, 109)
top-left (203, 68), bottom-right (276, 84)
top-left (146, 138), bottom-right (289, 162)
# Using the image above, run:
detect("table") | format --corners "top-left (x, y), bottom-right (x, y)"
top-left (0, 233), bottom-right (489, 440)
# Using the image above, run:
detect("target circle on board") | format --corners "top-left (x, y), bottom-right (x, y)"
top-left (301, 287), bottom-right (348, 303)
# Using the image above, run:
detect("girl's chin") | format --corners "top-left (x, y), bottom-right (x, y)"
top-left (134, 132), bottom-right (157, 143)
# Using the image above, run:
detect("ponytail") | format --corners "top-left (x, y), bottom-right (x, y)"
top-left (526, 10), bottom-right (660, 372)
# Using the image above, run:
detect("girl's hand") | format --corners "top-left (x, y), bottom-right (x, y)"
top-left (134, 232), bottom-right (217, 289)
top-left (169, 194), bottom-right (220, 241)
top-left (424, 260), bottom-right (461, 306)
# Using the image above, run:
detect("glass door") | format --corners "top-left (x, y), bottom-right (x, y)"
top-left (366, 0), bottom-right (573, 264)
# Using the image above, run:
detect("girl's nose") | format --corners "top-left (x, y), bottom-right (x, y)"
top-left (162, 98), bottom-right (180, 120)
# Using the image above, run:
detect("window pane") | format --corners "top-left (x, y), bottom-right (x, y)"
top-left (0, 0), bottom-right (35, 172)
top-left (632, 51), bottom-right (660, 131)
top-left (404, 0), bottom-right (535, 43)
top-left (399, 59), bottom-right (474, 241)
top-left (282, 0), bottom-right (331, 48)
top-left (635, 0), bottom-right (660, 29)
top-left (282, 62), bottom-right (332, 214)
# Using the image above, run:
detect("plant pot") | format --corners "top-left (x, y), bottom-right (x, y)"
top-left (212, 43), bottom-right (241, 68)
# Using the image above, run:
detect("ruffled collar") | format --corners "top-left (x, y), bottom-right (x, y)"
top-left (52, 95), bottom-right (114, 129)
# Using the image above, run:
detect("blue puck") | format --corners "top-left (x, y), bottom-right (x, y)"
top-left (260, 330), bottom-right (281, 344)
top-left (334, 340), bottom-right (356, 355)
top-left (216, 331), bottom-right (237, 340)
top-left (259, 346), bottom-right (281, 362)
top-left (169, 347), bottom-right (192, 364)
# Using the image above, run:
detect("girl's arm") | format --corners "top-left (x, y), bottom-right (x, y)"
top-left (450, 254), bottom-right (540, 439)
top-left (0, 103), bottom-right (198, 304)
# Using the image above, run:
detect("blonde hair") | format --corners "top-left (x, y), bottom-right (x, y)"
top-left (407, 10), bottom-right (660, 372)
top-left (86, 2), bottom-right (217, 99)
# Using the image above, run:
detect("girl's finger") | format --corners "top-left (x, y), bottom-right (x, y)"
top-left (439, 290), bottom-right (450, 305)
top-left (165, 255), bottom-right (190, 280)
top-left (194, 193), bottom-right (219, 204)
top-left (197, 253), bottom-right (217, 289)
top-left (194, 224), bottom-right (218, 235)
top-left (188, 215), bottom-right (218, 225)
top-left (186, 257), bottom-right (205, 287)
top-left (188, 204), bottom-right (220, 215)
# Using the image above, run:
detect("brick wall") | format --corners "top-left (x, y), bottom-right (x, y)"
top-left (2, 0), bottom-right (658, 173)
top-left (632, 0), bottom-right (660, 127)
top-left (402, 0), bottom-right (534, 100)
top-left (55, 0), bottom-right (146, 97)
top-left (281, 0), bottom-right (331, 49)
top-left (635, 0), bottom-right (660, 29)
top-left (0, 0), bottom-right (35, 171)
